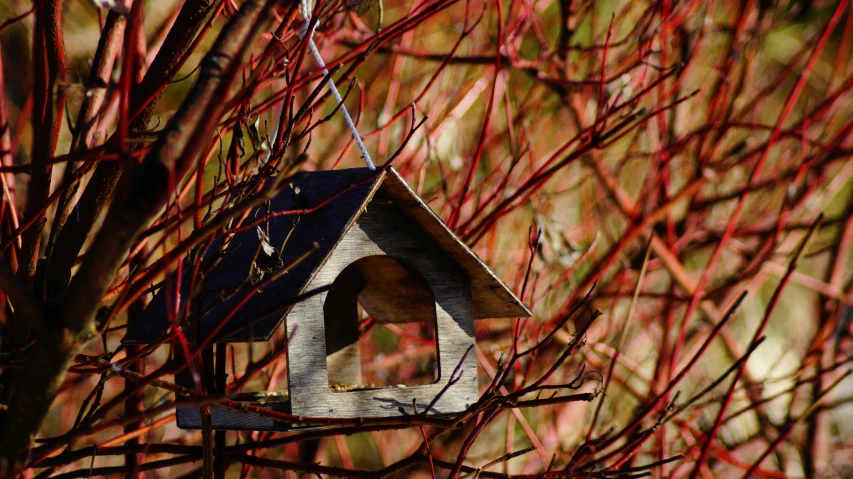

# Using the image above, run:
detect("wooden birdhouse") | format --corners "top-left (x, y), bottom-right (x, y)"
top-left (124, 167), bottom-right (531, 430)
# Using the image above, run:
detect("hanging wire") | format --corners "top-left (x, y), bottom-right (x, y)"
top-left (298, 0), bottom-right (375, 169)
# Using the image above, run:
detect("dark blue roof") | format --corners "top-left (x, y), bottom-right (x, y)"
top-left (124, 168), bottom-right (383, 343)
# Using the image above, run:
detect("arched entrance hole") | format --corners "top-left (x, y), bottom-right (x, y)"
top-left (324, 255), bottom-right (439, 390)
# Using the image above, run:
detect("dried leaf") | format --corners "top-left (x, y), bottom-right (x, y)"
top-left (256, 226), bottom-right (277, 257)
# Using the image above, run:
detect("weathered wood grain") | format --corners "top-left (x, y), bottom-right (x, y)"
top-left (340, 255), bottom-right (436, 325)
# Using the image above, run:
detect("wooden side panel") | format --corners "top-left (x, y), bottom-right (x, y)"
top-left (177, 402), bottom-right (294, 431)
top-left (174, 372), bottom-right (296, 431)
top-left (286, 197), bottom-right (478, 418)
top-left (324, 273), bottom-right (362, 385)
top-left (353, 256), bottom-right (435, 324)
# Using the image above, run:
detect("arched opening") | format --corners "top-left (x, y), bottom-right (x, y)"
top-left (324, 255), bottom-right (439, 390)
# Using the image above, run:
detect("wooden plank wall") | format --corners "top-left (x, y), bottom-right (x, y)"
top-left (287, 195), bottom-right (478, 418)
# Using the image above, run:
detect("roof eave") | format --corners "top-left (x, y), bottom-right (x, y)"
top-left (379, 167), bottom-right (532, 319)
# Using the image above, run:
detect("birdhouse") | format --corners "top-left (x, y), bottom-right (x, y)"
top-left (124, 167), bottom-right (531, 430)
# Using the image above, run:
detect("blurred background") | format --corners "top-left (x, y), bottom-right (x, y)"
top-left (1, 0), bottom-right (852, 477)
